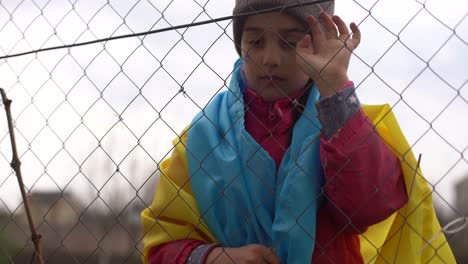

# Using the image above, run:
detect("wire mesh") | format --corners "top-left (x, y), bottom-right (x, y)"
top-left (0, 0), bottom-right (467, 263)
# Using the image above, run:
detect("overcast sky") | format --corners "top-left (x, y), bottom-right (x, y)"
top-left (0, 0), bottom-right (467, 217)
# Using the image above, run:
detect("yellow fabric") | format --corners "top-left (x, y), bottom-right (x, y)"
top-left (359, 104), bottom-right (455, 264)
top-left (141, 105), bottom-right (455, 263)
top-left (140, 128), bottom-right (217, 263)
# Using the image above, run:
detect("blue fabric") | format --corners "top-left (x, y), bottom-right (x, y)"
top-left (186, 59), bottom-right (324, 264)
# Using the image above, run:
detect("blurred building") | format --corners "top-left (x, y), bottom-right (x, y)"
top-left (27, 191), bottom-right (79, 226)
top-left (3, 189), bottom-right (151, 264)
top-left (455, 177), bottom-right (468, 216)
top-left (452, 176), bottom-right (468, 262)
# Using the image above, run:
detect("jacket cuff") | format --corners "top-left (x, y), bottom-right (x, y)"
top-left (316, 83), bottom-right (361, 139)
top-left (187, 243), bottom-right (220, 264)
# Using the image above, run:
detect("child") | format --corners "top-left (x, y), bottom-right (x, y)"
top-left (141, 1), bottom-right (455, 263)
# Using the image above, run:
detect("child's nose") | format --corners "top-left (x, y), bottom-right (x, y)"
top-left (262, 44), bottom-right (282, 68)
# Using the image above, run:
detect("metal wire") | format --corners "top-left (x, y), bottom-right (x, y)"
top-left (0, 0), bottom-right (467, 263)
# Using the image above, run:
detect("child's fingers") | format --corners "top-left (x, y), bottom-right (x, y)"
top-left (332, 15), bottom-right (350, 39)
top-left (350, 22), bottom-right (361, 48)
top-left (297, 34), bottom-right (311, 49)
top-left (264, 247), bottom-right (281, 264)
top-left (319, 12), bottom-right (338, 40)
top-left (307, 15), bottom-right (325, 52)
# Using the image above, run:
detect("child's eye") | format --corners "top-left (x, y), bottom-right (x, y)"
top-left (249, 40), bottom-right (262, 47)
top-left (282, 41), bottom-right (297, 48)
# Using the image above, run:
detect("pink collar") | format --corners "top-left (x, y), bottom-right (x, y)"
top-left (243, 86), bottom-right (308, 166)
top-left (244, 86), bottom-right (307, 122)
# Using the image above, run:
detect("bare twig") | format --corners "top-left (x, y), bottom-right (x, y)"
top-left (0, 88), bottom-right (43, 264)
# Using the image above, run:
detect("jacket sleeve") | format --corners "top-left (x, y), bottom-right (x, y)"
top-left (316, 86), bottom-right (408, 233)
top-left (148, 239), bottom-right (204, 264)
top-left (141, 128), bottom-right (217, 263)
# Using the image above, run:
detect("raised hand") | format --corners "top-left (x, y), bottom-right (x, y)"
top-left (296, 12), bottom-right (361, 97)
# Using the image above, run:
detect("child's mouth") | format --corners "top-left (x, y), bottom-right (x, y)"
top-left (260, 75), bottom-right (285, 82)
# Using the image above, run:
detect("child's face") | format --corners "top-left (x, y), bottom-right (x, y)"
top-left (241, 12), bottom-right (310, 101)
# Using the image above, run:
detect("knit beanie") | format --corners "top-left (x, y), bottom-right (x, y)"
top-left (233, 0), bottom-right (335, 56)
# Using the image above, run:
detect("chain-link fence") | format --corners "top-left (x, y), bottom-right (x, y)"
top-left (0, 0), bottom-right (467, 263)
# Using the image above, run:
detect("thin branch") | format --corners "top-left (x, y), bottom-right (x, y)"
top-left (0, 88), bottom-right (43, 264)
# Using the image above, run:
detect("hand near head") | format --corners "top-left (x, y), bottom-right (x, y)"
top-left (296, 12), bottom-right (361, 97)
top-left (205, 244), bottom-right (281, 264)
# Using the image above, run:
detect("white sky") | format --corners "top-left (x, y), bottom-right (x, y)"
top-left (0, 0), bottom-right (467, 217)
